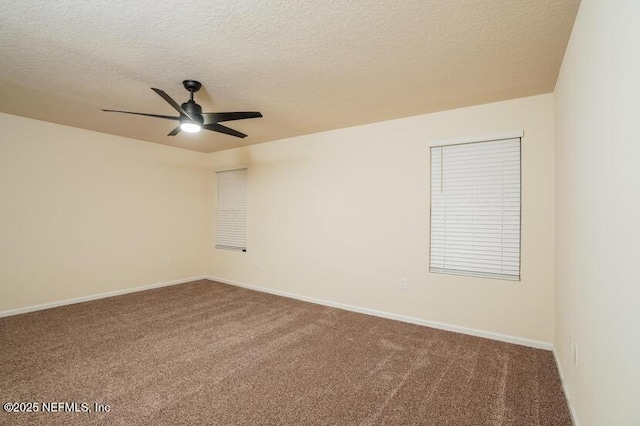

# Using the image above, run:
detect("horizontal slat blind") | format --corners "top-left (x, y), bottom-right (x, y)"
top-left (430, 138), bottom-right (521, 280)
top-left (215, 168), bottom-right (247, 251)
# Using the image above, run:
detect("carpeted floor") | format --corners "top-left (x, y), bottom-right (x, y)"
top-left (0, 280), bottom-right (572, 425)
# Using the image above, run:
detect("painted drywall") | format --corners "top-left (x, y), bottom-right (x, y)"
top-left (0, 113), bottom-right (211, 312)
top-left (208, 94), bottom-right (556, 344)
top-left (554, 2), bottom-right (640, 425)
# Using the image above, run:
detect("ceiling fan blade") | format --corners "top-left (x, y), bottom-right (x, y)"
top-left (203, 123), bottom-right (247, 138)
top-left (167, 126), bottom-right (181, 136)
top-left (102, 109), bottom-right (179, 120)
top-left (151, 88), bottom-right (192, 119)
top-left (202, 111), bottom-right (262, 124)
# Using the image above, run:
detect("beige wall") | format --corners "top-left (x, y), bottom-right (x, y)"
top-left (208, 94), bottom-right (556, 344)
top-left (554, 2), bottom-right (640, 425)
top-left (0, 113), bottom-right (210, 312)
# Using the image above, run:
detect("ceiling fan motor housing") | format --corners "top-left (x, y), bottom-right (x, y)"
top-left (181, 100), bottom-right (203, 126)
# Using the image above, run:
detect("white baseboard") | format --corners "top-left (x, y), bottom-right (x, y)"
top-left (0, 275), bottom-right (210, 318)
top-left (1, 273), bottom-right (553, 350)
top-left (553, 349), bottom-right (580, 425)
top-left (206, 275), bottom-right (553, 351)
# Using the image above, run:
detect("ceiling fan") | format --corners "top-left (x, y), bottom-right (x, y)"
top-left (102, 80), bottom-right (262, 138)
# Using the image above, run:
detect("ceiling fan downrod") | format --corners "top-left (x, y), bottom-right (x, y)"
top-left (179, 80), bottom-right (204, 132)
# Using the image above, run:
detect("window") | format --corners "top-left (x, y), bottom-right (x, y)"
top-left (215, 168), bottom-right (247, 252)
top-left (430, 133), bottom-right (521, 280)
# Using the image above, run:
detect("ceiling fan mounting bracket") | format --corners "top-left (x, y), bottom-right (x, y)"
top-left (183, 80), bottom-right (202, 93)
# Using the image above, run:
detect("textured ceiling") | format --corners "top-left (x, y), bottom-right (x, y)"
top-left (0, 0), bottom-right (579, 153)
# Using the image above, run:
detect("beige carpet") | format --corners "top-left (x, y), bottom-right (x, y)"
top-left (0, 280), bottom-right (572, 425)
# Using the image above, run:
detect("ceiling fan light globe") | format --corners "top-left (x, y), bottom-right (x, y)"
top-left (180, 122), bottom-right (202, 133)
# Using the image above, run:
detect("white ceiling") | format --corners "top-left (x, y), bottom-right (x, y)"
top-left (0, 0), bottom-right (579, 153)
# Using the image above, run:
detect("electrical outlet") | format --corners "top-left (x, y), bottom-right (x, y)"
top-left (400, 278), bottom-right (407, 290)
top-left (573, 343), bottom-right (579, 367)
top-left (165, 256), bottom-right (174, 264)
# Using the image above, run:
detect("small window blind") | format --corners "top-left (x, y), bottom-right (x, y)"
top-left (430, 137), bottom-right (521, 280)
top-left (215, 168), bottom-right (247, 252)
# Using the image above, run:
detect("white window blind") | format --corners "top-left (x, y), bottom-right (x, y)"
top-left (215, 168), bottom-right (247, 252)
top-left (430, 137), bottom-right (521, 280)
